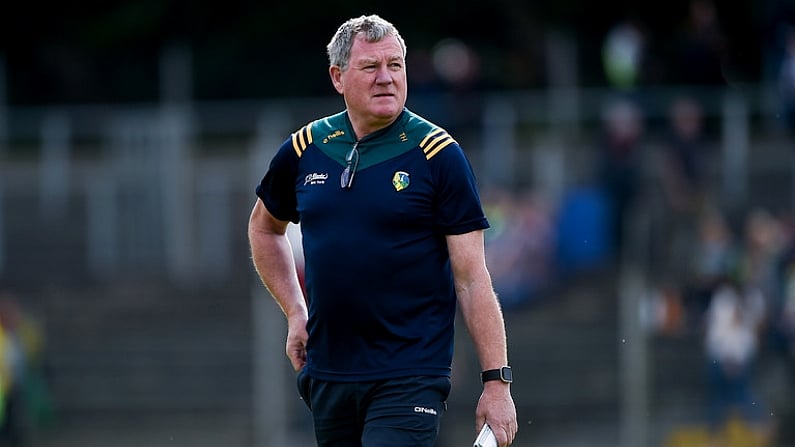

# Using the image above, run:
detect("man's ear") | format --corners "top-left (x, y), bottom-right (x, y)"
top-left (329, 66), bottom-right (344, 94)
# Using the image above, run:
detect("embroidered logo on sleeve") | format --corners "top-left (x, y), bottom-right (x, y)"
top-left (392, 171), bottom-right (410, 191)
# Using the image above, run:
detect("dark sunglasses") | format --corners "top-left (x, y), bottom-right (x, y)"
top-left (340, 143), bottom-right (360, 189)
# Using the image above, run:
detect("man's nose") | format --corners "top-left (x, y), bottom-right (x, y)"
top-left (375, 66), bottom-right (392, 83)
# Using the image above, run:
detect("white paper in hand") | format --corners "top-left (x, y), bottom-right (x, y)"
top-left (473, 424), bottom-right (498, 447)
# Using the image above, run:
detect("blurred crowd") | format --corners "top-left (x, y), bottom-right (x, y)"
top-left (480, 49), bottom-right (795, 444)
top-left (651, 204), bottom-right (795, 446)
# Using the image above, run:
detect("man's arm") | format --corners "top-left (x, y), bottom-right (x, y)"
top-left (447, 230), bottom-right (518, 446)
top-left (248, 199), bottom-right (308, 371)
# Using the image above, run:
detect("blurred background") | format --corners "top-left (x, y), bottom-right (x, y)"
top-left (2, 0), bottom-right (795, 446)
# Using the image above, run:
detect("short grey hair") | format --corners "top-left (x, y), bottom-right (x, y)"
top-left (326, 14), bottom-right (407, 71)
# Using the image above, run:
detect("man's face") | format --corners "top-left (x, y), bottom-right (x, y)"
top-left (331, 34), bottom-right (407, 134)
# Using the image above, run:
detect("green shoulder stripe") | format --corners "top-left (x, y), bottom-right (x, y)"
top-left (291, 122), bottom-right (314, 157)
top-left (419, 128), bottom-right (457, 160)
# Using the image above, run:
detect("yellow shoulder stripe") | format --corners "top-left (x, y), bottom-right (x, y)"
top-left (420, 128), bottom-right (456, 160)
top-left (291, 122), bottom-right (314, 157)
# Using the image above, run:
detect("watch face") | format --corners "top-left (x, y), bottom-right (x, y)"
top-left (501, 367), bottom-right (513, 383)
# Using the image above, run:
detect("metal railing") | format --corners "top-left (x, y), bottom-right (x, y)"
top-left (1, 84), bottom-right (788, 287)
top-left (1, 84), bottom-right (792, 447)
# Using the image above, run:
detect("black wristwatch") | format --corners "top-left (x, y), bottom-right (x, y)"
top-left (480, 366), bottom-right (513, 384)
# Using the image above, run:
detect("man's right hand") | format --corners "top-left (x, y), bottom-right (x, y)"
top-left (286, 314), bottom-right (308, 371)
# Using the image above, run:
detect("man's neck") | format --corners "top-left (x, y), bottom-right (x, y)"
top-left (349, 113), bottom-right (400, 140)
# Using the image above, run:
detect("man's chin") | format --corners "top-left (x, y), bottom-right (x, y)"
top-left (370, 104), bottom-right (402, 119)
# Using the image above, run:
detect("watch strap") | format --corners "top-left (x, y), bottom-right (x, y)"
top-left (480, 366), bottom-right (512, 383)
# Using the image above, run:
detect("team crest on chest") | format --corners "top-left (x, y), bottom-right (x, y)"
top-left (392, 171), bottom-right (410, 191)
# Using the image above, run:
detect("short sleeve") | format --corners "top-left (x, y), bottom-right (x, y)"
top-left (430, 143), bottom-right (490, 235)
top-left (255, 139), bottom-right (301, 224)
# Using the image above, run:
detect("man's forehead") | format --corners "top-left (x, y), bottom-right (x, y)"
top-left (351, 35), bottom-right (403, 57)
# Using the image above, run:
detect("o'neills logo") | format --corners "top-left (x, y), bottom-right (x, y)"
top-left (414, 406), bottom-right (437, 415)
top-left (304, 172), bottom-right (328, 185)
top-left (322, 130), bottom-right (345, 143)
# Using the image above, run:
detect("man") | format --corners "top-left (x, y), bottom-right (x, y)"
top-left (248, 14), bottom-right (517, 447)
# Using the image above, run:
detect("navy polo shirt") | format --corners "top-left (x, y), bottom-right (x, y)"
top-left (256, 108), bottom-right (489, 381)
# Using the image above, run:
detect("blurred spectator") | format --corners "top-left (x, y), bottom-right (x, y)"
top-left (777, 25), bottom-right (795, 136)
top-left (778, 239), bottom-right (795, 372)
top-left (703, 279), bottom-right (768, 441)
top-left (683, 208), bottom-right (739, 326)
top-left (657, 96), bottom-right (715, 285)
top-left (555, 183), bottom-right (612, 276)
top-left (0, 295), bottom-right (27, 447)
top-left (594, 97), bottom-right (645, 259)
top-left (695, 209), bottom-right (786, 444)
top-left (0, 292), bottom-right (53, 447)
top-left (429, 38), bottom-right (484, 135)
top-left (406, 47), bottom-right (447, 125)
top-left (777, 217), bottom-right (795, 356)
top-left (602, 20), bottom-right (647, 90)
top-left (737, 209), bottom-right (786, 322)
top-left (768, 218), bottom-right (795, 444)
top-left (659, 96), bottom-right (712, 216)
top-left (484, 187), bottom-right (556, 309)
top-left (670, 0), bottom-right (728, 86)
